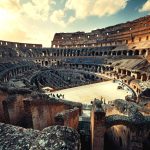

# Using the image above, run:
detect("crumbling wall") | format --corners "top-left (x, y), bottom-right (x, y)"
top-left (55, 107), bottom-right (79, 129)
top-left (91, 100), bottom-right (106, 150)
top-left (3, 95), bottom-right (26, 126)
top-left (0, 87), bottom-right (8, 122)
top-left (29, 100), bottom-right (65, 130)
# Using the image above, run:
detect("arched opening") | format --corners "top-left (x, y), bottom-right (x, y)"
top-left (112, 51), bottom-right (116, 56)
top-left (132, 75), bottom-right (135, 79)
top-left (142, 74), bottom-right (147, 81)
top-left (134, 50), bottom-right (139, 55)
top-left (128, 50), bottom-right (133, 56)
top-left (117, 51), bottom-right (121, 56)
top-left (45, 61), bottom-right (48, 66)
top-left (92, 51), bottom-right (95, 56)
top-left (104, 125), bottom-right (129, 150)
top-left (108, 51), bottom-right (111, 55)
top-left (122, 50), bottom-right (127, 56)
top-left (104, 51), bottom-right (108, 56)
top-left (137, 72), bottom-right (141, 79)
top-left (77, 50), bottom-right (80, 56)
top-left (95, 52), bottom-right (99, 56)
top-left (100, 52), bottom-right (103, 56)
top-left (127, 70), bottom-right (131, 76)
top-left (141, 49), bottom-right (146, 56)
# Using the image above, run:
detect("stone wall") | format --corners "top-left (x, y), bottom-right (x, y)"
top-left (0, 87), bottom-right (8, 122)
top-left (0, 87), bottom-right (31, 124)
top-left (91, 100), bottom-right (106, 150)
top-left (52, 15), bottom-right (150, 48)
top-left (0, 86), bottom-right (82, 131)
top-left (24, 97), bottom-right (65, 130)
top-left (0, 40), bottom-right (42, 48)
top-left (55, 107), bottom-right (79, 129)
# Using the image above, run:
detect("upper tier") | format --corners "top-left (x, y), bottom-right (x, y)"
top-left (52, 15), bottom-right (150, 48)
top-left (0, 40), bottom-right (42, 49)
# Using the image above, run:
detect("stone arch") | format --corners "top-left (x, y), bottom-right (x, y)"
top-left (134, 50), bottom-right (139, 55)
top-left (92, 51), bottom-right (95, 56)
top-left (117, 51), bottom-right (121, 56)
top-left (132, 75), bottom-right (135, 79)
top-left (122, 50), bottom-right (127, 56)
top-left (108, 51), bottom-right (111, 55)
top-left (112, 51), bottom-right (116, 56)
top-left (64, 49), bottom-right (67, 57)
top-left (99, 52), bottom-right (103, 56)
top-left (45, 61), bottom-right (48, 66)
top-left (142, 74), bottom-right (147, 81)
top-left (95, 52), bottom-right (99, 56)
top-left (136, 72), bottom-right (141, 80)
top-left (128, 50), bottom-right (133, 56)
top-left (77, 50), bottom-right (80, 56)
top-left (141, 49), bottom-right (146, 56)
top-left (127, 70), bottom-right (131, 76)
top-left (104, 51), bottom-right (108, 56)
top-left (104, 116), bottom-right (131, 150)
top-left (57, 50), bottom-right (60, 56)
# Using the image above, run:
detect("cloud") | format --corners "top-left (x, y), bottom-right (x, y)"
top-left (0, 0), bottom-right (55, 46)
top-left (21, 0), bottom-right (53, 21)
top-left (0, 0), bottom-right (128, 45)
top-left (0, 0), bottom-right (21, 12)
top-left (50, 9), bottom-right (66, 26)
top-left (50, 0), bottom-right (128, 27)
top-left (50, 9), bottom-right (76, 27)
top-left (65, 0), bottom-right (128, 18)
top-left (139, 0), bottom-right (150, 12)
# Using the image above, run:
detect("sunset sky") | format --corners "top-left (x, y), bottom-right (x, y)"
top-left (0, 0), bottom-right (150, 47)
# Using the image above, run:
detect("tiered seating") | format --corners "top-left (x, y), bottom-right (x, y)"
top-left (30, 68), bottom-right (99, 89)
top-left (64, 57), bottom-right (104, 65)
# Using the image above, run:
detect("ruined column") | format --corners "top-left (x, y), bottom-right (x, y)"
top-left (91, 100), bottom-right (106, 150)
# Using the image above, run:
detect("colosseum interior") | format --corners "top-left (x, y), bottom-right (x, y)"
top-left (0, 14), bottom-right (150, 150)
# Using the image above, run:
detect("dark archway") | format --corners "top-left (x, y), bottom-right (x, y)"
top-left (128, 50), bottom-right (133, 56)
top-left (117, 51), bottom-right (121, 56)
top-left (122, 50), bottom-right (127, 56)
top-left (45, 61), bottom-right (48, 66)
top-left (134, 50), bottom-right (139, 55)
top-left (95, 52), bottom-right (99, 56)
top-left (141, 49), bottom-right (146, 56)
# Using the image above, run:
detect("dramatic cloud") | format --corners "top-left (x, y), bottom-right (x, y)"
top-left (0, 0), bottom-right (54, 46)
top-left (0, 0), bottom-right (128, 45)
top-left (21, 0), bottom-right (53, 21)
top-left (50, 0), bottom-right (128, 27)
top-left (139, 0), bottom-right (150, 12)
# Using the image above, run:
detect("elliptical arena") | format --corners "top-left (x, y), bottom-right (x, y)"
top-left (0, 15), bottom-right (150, 150)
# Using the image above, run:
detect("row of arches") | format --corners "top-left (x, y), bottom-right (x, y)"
top-left (1, 66), bottom-right (33, 82)
top-left (41, 48), bottom-right (148, 58)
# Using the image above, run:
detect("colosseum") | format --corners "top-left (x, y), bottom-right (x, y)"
top-left (0, 14), bottom-right (150, 150)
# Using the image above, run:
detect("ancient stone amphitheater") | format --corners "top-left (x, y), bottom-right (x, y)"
top-left (0, 15), bottom-right (150, 150)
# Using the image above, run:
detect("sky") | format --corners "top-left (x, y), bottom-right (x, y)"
top-left (0, 0), bottom-right (150, 47)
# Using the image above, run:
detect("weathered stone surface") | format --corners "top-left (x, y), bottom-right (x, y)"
top-left (0, 123), bottom-right (81, 150)
top-left (30, 126), bottom-right (81, 150)
top-left (0, 123), bottom-right (39, 150)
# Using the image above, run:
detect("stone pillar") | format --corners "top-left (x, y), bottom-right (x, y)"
top-left (91, 100), bottom-right (106, 150)
top-left (0, 89), bottom-right (8, 122)
top-left (129, 130), bottom-right (144, 150)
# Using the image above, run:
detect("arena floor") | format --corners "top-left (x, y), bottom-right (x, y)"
top-left (49, 81), bottom-right (132, 104)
